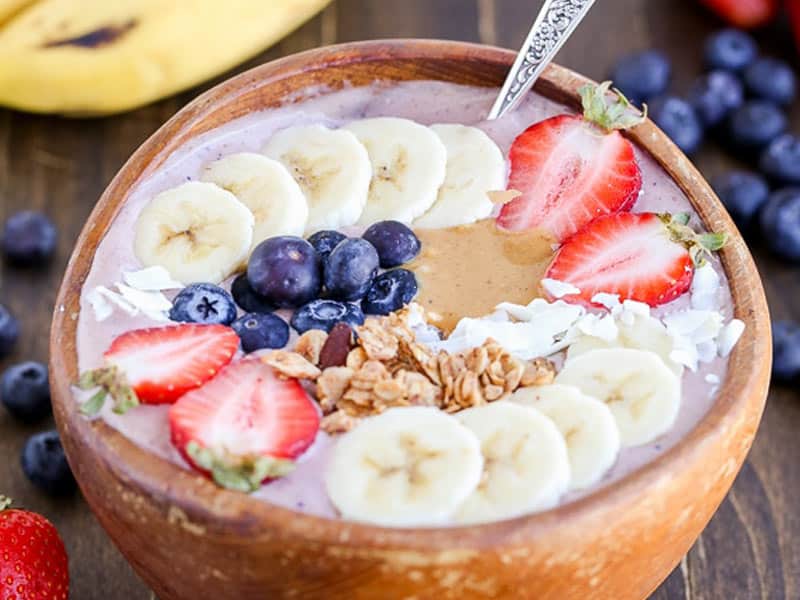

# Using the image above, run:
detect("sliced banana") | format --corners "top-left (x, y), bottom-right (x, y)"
top-left (567, 314), bottom-right (684, 377)
top-left (133, 181), bottom-right (254, 285)
top-left (510, 384), bottom-right (621, 491)
top-left (199, 152), bottom-right (307, 252)
top-left (556, 348), bottom-right (681, 447)
top-left (414, 124), bottom-right (506, 229)
top-left (454, 402), bottom-right (570, 524)
top-left (343, 117), bottom-right (447, 224)
top-left (324, 407), bottom-right (483, 527)
top-left (262, 124), bottom-right (371, 232)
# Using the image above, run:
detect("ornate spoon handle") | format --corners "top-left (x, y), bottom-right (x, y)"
top-left (487, 0), bottom-right (597, 120)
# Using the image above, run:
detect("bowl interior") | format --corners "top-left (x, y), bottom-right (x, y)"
top-left (50, 39), bottom-right (771, 549)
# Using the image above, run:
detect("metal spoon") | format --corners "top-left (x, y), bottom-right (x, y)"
top-left (487, 0), bottom-right (597, 120)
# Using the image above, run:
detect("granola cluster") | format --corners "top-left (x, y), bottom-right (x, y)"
top-left (262, 306), bottom-right (556, 433)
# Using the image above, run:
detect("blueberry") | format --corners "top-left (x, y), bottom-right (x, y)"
top-left (247, 236), bottom-right (321, 308)
top-left (231, 313), bottom-right (289, 353)
top-left (648, 96), bottom-right (704, 155)
top-left (323, 238), bottom-right (379, 301)
top-left (772, 320), bottom-right (800, 382)
top-left (743, 58), bottom-right (797, 106)
top-left (362, 269), bottom-right (419, 316)
top-left (308, 230), bottom-right (347, 261)
top-left (21, 430), bottom-right (75, 496)
top-left (361, 221), bottom-right (421, 268)
top-left (687, 71), bottom-right (744, 127)
top-left (1, 211), bottom-right (57, 265)
top-left (726, 101), bottom-right (787, 153)
top-left (231, 273), bottom-right (275, 314)
top-left (760, 135), bottom-right (800, 185)
top-left (1, 362), bottom-right (50, 423)
top-left (290, 299), bottom-right (365, 334)
top-left (711, 171), bottom-right (770, 229)
top-left (0, 303), bottom-right (19, 358)
top-left (704, 29), bottom-right (758, 72)
top-left (169, 283), bottom-right (237, 325)
top-left (609, 50), bottom-right (671, 105)
top-left (760, 188), bottom-right (800, 262)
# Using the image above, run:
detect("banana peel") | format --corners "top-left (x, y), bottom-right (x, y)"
top-left (0, 0), bottom-right (332, 116)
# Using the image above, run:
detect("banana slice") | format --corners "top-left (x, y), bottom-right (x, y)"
top-left (324, 407), bottom-right (483, 527)
top-left (199, 152), bottom-right (307, 252)
top-left (567, 314), bottom-right (684, 377)
top-left (343, 117), bottom-right (447, 224)
top-left (510, 384), bottom-right (621, 491)
top-left (414, 124), bottom-right (506, 229)
top-left (262, 124), bottom-right (371, 232)
top-left (133, 181), bottom-right (254, 285)
top-left (556, 348), bottom-right (681, 447)
top-left (454, 402), bottom-right (570, 524)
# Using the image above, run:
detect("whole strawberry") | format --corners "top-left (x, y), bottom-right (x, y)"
top-left (0, 496), bottom-right (69, 599)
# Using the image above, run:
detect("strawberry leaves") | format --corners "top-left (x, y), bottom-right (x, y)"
top-left (186, 442), bottom-right (295, 492)
top-left (580, 80), bottom-right (648, 131)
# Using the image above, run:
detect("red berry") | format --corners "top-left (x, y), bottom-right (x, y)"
top-left (699, 0), bottom-right (779, 28)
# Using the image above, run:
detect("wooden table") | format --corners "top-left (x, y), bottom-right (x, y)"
top-left (0, 0), bottom-right (796, 597)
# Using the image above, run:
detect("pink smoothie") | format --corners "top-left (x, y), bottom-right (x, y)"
top-left (72, 81), bottom-right (733, 520)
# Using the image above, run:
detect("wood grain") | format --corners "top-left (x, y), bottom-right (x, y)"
top-left (0, 0), bottom-right (795, 598)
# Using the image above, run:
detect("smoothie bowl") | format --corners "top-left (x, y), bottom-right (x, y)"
top-left (50, 40), bottom-right (770, 599)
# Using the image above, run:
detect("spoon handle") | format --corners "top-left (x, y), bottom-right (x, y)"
top-left (487, 0), bottom-right (596, 121)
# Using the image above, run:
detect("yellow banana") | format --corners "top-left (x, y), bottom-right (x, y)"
top-left (0, 0), bottom-right (331, 115)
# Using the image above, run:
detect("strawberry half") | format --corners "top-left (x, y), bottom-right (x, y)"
top-left (544, 212), bottom-right (728, 307)
top-left (169, 358), bottom-right (320, 492)
top-left (699, 0), bottom-right (779, 28)
top-left (77, 323), bottom-right (239, 415)
top-left (496, 81), bottom-right (644, 241)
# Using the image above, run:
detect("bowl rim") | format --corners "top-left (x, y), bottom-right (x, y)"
top-left (50, 38), bottom-right (771, 550)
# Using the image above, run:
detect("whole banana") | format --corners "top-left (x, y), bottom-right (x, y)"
top-left (0, 0), bottom-right (331, 115)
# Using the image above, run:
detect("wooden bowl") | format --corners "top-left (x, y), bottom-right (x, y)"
top-left (49, 40), bottom-right (771, 600)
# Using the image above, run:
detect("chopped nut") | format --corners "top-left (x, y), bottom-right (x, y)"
top-left (316, 367), bottom-right (353, 413)
top-left (319, 323), bottom-right (353, 369)
top-left (262, 351), bottom-right (321, 380)
top-left (321, 411), bottom-right (360, 434)
top-left (520, 358), bottom-right (557, 387)
top-left (294, 330), bottom-right (328, 366)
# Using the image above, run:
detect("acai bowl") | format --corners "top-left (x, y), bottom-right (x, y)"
top-left (50, 40), bottom-right (771, 600)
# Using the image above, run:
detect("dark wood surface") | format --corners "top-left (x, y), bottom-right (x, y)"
top-left (0, 0), bottom-right (795, 598)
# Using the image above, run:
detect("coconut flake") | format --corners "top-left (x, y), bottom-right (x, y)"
top-left (540, 278), bottom-right (580, 299)
top-left (691, 264), bottom-right (721, 311)
top-left (115, 284), bottom-right (172, 322)
top-left (95, 286), bottom-right (138, 317)
top-left (591, 292), bottom-right (621, 310)
top-left (705, 373), bottom-right (720, 385)
top-left (86, 287), bottom-right (114, 322)
top-left (574, 313), bottom-right (619, 342)
top-left (717, 319), bottom-right (745, 357)
top-left (122, 266), bottom-right (184, 291)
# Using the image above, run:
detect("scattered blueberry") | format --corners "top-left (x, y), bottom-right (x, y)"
top-left (169, 283), bottom-right (237, 325)
top-left (1, 362), bottom-right (50, 423)
top-left (703, 29), bottom-right (758, 72)
top-left (759, 135), bottom-right (800, 185)
top-left (772, 320), bottom-right (800, 382)
top-left (231, 273), bottom-right (274, 314)
top-left (687, 71), bottom-right (744, 127)
top-left (609, 49), bottom-right (671, 105)
top-left (361, 221), bottom-right (421, 268)
top-left (1, 211), bottom-right (57, 265)
top-left (21, 430), bottom-right (75, 496)
top-left (323, 238), bottom-right (379, 301)
top-left (648, 96), bottom-right (704, 155)
top-left (743, 58), bottom-right (797, 106)
top-left (711, 171), bottom-right (770, 230)
top-left (362, 269), bottom-right (419, 315)
top-left (290, 299), bottom-right (365, 334)
top-left (231, 313), bottom-right (290, 353)
top-left (247, 236), bottom-right (321, 308)
top-left (726, 101), bottom-right (787, 153)
top-left (0, 303), bottom-right (19, 358)
top-left (760, 188), bottom-right (800, 262)
top-left (307, 230), bottom-right (347, 261)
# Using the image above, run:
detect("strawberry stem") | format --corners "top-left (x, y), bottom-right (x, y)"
top-left (0, 496), bottom-right (11, 511)
top-left (76, 366), bottom-right (139, 416)
top-left (580, 81), bottom-right (647, 132)
top-left (186, 442), bottom-right (295, 493)
top-left (660, 212), bottom-right (729, 267)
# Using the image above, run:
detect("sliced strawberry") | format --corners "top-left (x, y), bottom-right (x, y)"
top-left (497, 81), bottom-right (644, 241)
top-left (544, 212), bottom-right (727, 307)
top-left (699, 0), bottom-right (778, 28)
top-left (169, 358), bottom-right (320, 492)
top-left (78, 323), bottom-right (239, 415)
